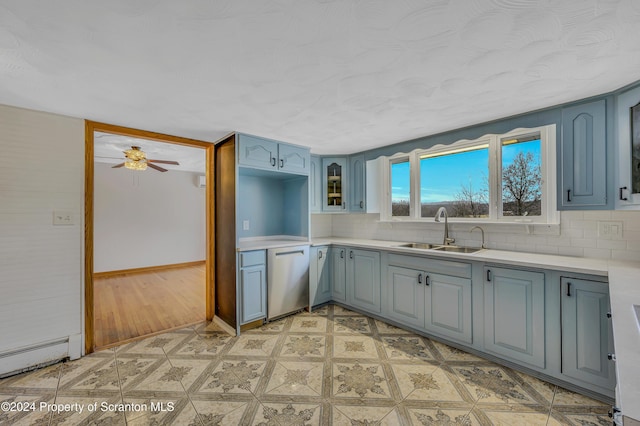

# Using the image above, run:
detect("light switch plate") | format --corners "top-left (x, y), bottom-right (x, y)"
top-left (597, 220), bottom-right (623, 239)
top-left (243, 220), bottom-right (250, 231)
top-left (53, 210), bottom-right (74, 225)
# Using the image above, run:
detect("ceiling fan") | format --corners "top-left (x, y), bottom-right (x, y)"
top-left (111, 146), bottom-right (179, 172)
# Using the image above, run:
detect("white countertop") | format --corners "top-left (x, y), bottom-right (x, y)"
top-left (311, 237), bottom-right (639, 418)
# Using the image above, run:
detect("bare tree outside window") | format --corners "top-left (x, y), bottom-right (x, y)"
top-left (502, 151), bottom-right (541, 216)
top-left (453, 180), bottom-right (489, 217)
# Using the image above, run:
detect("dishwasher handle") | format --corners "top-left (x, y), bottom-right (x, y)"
top-left (275, 249), bottom-right (306, 257)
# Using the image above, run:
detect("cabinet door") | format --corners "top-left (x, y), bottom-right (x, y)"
top-left (561, 278), bottom-right (615, 389)
top-left (349, 154), bottom-right (366, 212)
top-left (425, 273), bottom-right (472, 344)
top-left (310, 156), bottom-right (322, 213)
top-left (238, 134), bottom-right (278, 170)
top-left (347, 249), bottom-right (381, 313)
top-left (331, 247), bottom-right (347, 302)
top-left (240, 264), bottom-right (267, 324)
top-left (279, 144), bottom-right (310, 175)
top-left (561, 100), bottom-right (607, 208)
top-left (322, 157), bottom-right (348, 211)
top-left (310, 247), bottom-right (331, 307)
top-left (484, 267), bottom-right (545, 368)
top-left (386, 265), bottom-right (424, 328)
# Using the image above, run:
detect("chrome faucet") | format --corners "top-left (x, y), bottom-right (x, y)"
top-left (470, 226), bottom-right (486, 249)
top-left (435, 207), bottom-right (455, 245)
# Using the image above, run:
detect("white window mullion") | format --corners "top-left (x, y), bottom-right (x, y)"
top-left (488, 135), bottom-right (499, 221)
top-left (410, 151), bottom-right (421, 219)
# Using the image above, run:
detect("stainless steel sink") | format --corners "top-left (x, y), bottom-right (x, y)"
top-left (395, 242), bottom-right (484, 253)
top-left (433, 245), bottom-right (483, 253)
top-left (395, 242), bottom-right (440, 249)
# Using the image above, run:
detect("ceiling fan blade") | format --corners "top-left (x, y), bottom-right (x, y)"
top-left (112, 162), bottom-right (126, 168)
top-left (148, 159), bottom-right (180, 165)
top-left (147, 163), bottom-right (168, 172)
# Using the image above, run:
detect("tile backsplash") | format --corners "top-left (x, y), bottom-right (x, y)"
top-left (312, 211), bottom-right (640, 261)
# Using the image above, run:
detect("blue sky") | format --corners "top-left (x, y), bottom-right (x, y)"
top-left (391, 140), bottom-right (541, 203)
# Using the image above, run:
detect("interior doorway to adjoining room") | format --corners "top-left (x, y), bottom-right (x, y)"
top-left (85, 121), bottom-right (214, 353)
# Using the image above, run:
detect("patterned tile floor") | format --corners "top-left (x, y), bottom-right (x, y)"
top-left (0, 305), bottom-right (611, 425)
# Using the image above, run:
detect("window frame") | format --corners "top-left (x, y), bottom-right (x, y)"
top-left (382, 124), bottom-right (558, 224)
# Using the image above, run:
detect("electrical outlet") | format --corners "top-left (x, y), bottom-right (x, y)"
top-left (53, 210), bottom-right (74, 225)
top-left (597, 220), bottom-right (623, 239)
top-left (243, 220), bottom-right (250, 231)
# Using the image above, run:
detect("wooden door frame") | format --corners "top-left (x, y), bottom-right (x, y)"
top-left (84, 121), bottom-right (215, 354)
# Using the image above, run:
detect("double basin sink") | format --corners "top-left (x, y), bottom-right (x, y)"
top-left (395, 242), bottom-right (484, 254)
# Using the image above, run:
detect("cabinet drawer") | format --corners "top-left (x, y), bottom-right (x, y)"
top-left (240, 250), bottom-right (266, 267)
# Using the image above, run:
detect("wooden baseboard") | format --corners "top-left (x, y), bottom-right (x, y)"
top-left (240, 318), bottom-right (264, 333)
top-left (93, 261), bottom-right (206, 278)
top-left (212, 316), bottom-right (237, 336)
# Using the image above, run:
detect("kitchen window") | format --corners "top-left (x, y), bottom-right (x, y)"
top-left (384, 124), bottom-right (557, 224)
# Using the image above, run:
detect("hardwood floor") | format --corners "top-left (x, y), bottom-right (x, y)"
top-left (94, 262), bottom-right (205, 349)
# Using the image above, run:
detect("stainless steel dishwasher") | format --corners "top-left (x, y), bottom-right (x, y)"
top-left (267, 245), bottom-right (310, 320)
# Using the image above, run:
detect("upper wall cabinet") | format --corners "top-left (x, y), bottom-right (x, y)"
top-left (560, 100), bottom-right (609, 209)
top-left (322, 157), bottom-right (348, 211)
top-left (616, 85), bottom-right (640, 208)
top-left (349, 154), bottom-right (366, 212)
top-left (238, 134), bottom-right (310, 175)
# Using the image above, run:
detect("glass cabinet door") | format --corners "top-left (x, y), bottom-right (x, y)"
top-left (322, 157), bottom-right (347, 211)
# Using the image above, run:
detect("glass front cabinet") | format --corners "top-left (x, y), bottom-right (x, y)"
top-left (322, 157), bottom-right (347, 211)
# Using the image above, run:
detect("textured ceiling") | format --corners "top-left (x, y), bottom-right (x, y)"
top-left (1, 1), bottom-right (640, 155)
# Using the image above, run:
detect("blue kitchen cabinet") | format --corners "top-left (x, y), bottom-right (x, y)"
top-left (239, 250), bottom-right (267, 324)
top-left (385, 254), bottom-right (472, 343)
top-left (349, 154), bottom-right (366, 212)
top-left (310, 155), bottom-right (322, 213)
top-left (425, 273), bottom-right (472, 344)
top-left (322, 157), bottom-right (348, 211)
top-left (279, 144), bottom-right (309, 174)
top-left (560, 100), bottom-right (608, 208)
top-left (238, 134), bottom-right (279, 171)
top-left (561, 277), bottom-right (615, 390)
top-left (309, 246), bottom-right (331, 308)
top-left (331, 247), bottom-right (347, 302)
top-left (386, 265), bottom-right (425, 328)
top-left (484, 266), bottom-right (545, 369)
top-left (346, 248), bottom-right (381, 313)
top-left (238, 134), bottom-right (309, 175)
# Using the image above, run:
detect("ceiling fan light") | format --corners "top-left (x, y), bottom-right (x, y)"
top-left (124, 147), bottom-right (146, 161)
top-left (124, 160), bottom-right (147, 171)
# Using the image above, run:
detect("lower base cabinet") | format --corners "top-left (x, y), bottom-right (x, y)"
top-left (331, 247), bottom-right (347, 302)
top-left (346, 248), bottom-right (381, 313)
top-left (309, 246), bottom-right (331, 307)
top-left (561, 277), bottom-right (615, 390)
top-left (239, 250), bottom-right (267, 324)
top-left (483, 266), bottom-right (545, 369)
top-left (386, 257), bottom-right (472, 344)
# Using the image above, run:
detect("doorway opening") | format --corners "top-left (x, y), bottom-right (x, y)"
top-left (85, 121), bottom-right (214, 354)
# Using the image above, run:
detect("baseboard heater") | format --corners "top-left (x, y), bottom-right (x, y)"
top-left (0, 337), bottom-right (71, 379)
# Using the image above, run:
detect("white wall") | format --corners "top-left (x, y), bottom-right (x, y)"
top-left (0, 104), bottom-right (84, 372)
top-left (93, 162), bottom-right (205, 272)
top-left (320, 210), bottom-right (640, 261)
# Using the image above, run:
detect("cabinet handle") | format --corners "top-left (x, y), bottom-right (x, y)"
top-left (620, 186), bottom-right (628, 201)
top-left (609, 407), bottom-right (620, 418)
top-left (567, 189), bottom-right (571, 202)
top-left (607, 353), bottom-right (616, 361)
top-left (271, 157), bottom-right (276, 167)
top-left (280, 159), bottom-right (284, 168)
top-left (607, 311), bottom-right (612, 318)
top-left (318, 250), bottom-right (323, 259)
top-left (360, 201), bottom-right (364, 209)
top-left (425, 275), bottom-right (430, 286)
top-left (349, 251), bottom-right (353, 259)
top-left (566, 282), bottom-right (571, 297)
top-left (340, 250), bottom-right (344, 259)
top-left (342, 202), bottom-right (346, 209)
top-left (418, 273), bottom-right (423, 284)
top-left (486, 269), bottom-right (491, 282)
